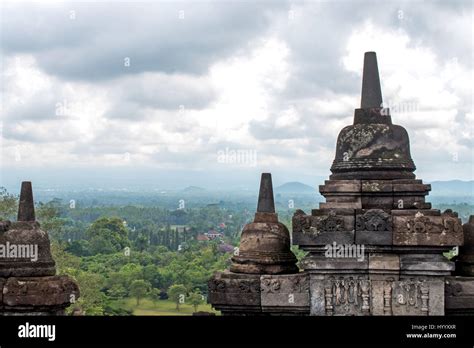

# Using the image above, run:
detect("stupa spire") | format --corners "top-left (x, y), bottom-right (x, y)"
top-left (17, 181), bottom-right (35, 222)
top-left (257, 173), bottom-right (275, 214)
top-left (360, 51), bottom-right (383, 109)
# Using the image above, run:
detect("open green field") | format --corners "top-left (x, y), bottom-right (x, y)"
top-left (114, 297), bottom-right (220, 316)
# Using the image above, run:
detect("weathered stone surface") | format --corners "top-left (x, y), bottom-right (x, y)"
top-left (310, 274), bottom-right (371, 316)
top-left (391, 278), bottom-right (444, 316)
top-left (330, 121), bottom-right (416, 181)
top-left (393, 211), bottom-right (464, 246)
top-left (319, 180), bottom-right (361, 194)
top-left (355, 209), bottom-right (392, 245)
top-left (208, 271), bottom-right (261, 315)
top-left (457, 216), bottom-right (474, 276)
top-left (230, 218), bottom-right (298, 274)
top-left (368, 254), bottom-right (399, 280)
top-left (0, 276), bottom-right (79, 315)
top-left (260, 273), bottom-right (310, 314)
top-left (371, 279), bottom-right (397, 315)
top-left (0, 221), bottom-right (56, 277)
top-left (301, 254), bottom-right (368, 273)
top-left (231, 173), bottom-right (297, 274)
top-left (292, 209), bottom-right (355, 247)
top-left (445, 276), bottom-right (474, 315)
top-left (400, 254), bottom-right (454, 276)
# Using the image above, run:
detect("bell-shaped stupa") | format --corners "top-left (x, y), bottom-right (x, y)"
top-left (331, 52), bottom-right (415, 180)
top-left (230, 173), bottom-right (298, 274)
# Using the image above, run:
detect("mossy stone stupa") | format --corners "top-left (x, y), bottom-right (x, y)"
top-left (330, 52), bottom-right (415, 181)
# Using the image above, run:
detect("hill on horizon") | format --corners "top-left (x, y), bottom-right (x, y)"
top-left (181, 186), bottom-right (207, 193)
top-left (275, 182), bottom-right (315, 193)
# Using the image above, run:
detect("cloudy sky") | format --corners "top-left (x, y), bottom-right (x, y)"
top-left (1, 0), bottom-right (472, 190)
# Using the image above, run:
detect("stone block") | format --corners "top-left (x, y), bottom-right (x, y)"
top-left (310, 274), bottom-right (371, 316)
top-left (390, 278), bottom-right (444, 315)
top-left (260, 273), bottom-right (310, 314)
top-left (361, 180), bottom-right (392, 193)
top-left (400, 254), bottom-right (454, 277)
top-left (292, 209), bottom-right (355, 247)
top-left (445, 276), bottom-right (474, 314)
top-left (355, 209), bottom-right (392, 245)
top-left (360, 196), bottom-right (393, 209)
top-left (371, 279), bottom-right (397, 315)
top-left (301, 254), bottom-right (368, 273)
top-left (319, 180), bottom-right (361, 194)
top-left (393, 211), bottom-right (463, 246)
top-left (2, 276), bottom-right (79, 309)
top-left (368, 253), bottom-right (400, 280)
top-left (208, 271), bottom-right (261, 311)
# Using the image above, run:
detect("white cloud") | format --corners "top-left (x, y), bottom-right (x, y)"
top-left (1, 1), bottom-right (472, 187)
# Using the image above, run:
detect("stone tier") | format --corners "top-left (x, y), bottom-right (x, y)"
top-left (0, 276), bottom-right (80, 315)
top-left (293, 208), bottom-right (463, 247)
top-left (319, 179), bottom-right (431, 210)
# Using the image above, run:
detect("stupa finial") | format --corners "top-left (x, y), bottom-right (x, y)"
top-left (17, 181), bottom-right (35, 222)
top-left (257, 173), bottom-right (275, 214)
top-left (360, 51), bottom-right (383, 109)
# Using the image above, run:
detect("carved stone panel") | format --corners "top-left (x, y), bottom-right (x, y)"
top-left (391, 278), bottom-right (444, 316)
top-left (322, 276), bottom-right (371, 316)
top-left (355, 209), bottom-right (392, 245)
top-left (260, 273), bottom-right (310, 313)
top-left (292, 209), bottom-right (354, 247)
top-left (207, 272), bottom-right (261, 308)
top-left (371, 278), bottom-right (396, 315)
top-left (393, 211), bottom-right (463, 246)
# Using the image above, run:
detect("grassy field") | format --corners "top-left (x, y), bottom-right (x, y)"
top-left (115, 297), bottom-right (220, 316)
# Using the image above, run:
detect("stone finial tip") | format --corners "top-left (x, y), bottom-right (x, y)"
top-left (17, 181), bottom-right (35, 222)
top-left (361, 51), bottom-right (383, 109)
top-left (257, 173), bottom-right (275, 214)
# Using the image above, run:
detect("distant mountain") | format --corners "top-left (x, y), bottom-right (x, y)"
top-left (275, 182), bottom-right (315, 193)
top-left (429, 180), bottom-right (473, 197)
top-left (181, 186), bottom-right (206, 193)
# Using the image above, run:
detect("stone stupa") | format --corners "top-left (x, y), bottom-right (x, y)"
top-left (0, 182), bottom-right (79, 315)
top-left (208, 173), bottom-right (308, 315)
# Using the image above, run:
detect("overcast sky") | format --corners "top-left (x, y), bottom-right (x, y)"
top-left (1, 0), bottom-right (472, 190)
